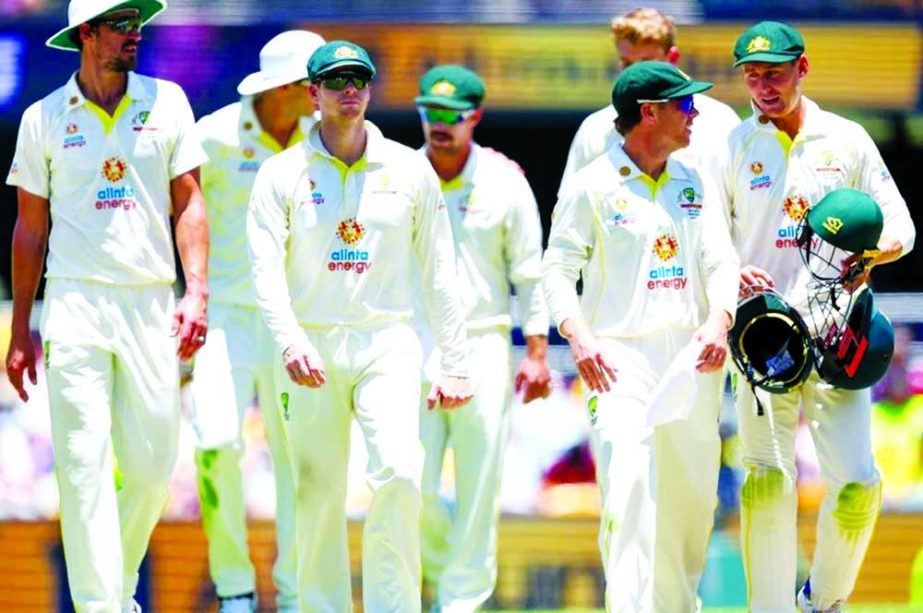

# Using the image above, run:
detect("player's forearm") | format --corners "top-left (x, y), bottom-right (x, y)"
top-left (10, 218), bottom-right (47, 335)
top-left (524, 333), bottom-right (548, 360)
top-left (173, 178), bottom-right (209, 298)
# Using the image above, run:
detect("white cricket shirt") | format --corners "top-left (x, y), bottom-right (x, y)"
top-left (428, 143), bottom-right (549, 337)
top-left (197, 98), bottom-right (315, 305)
top-left (6, 72), bottom-right (207, 285)
top-left (543, 145), bottom-right (740, 338)
top-left (558, 93), bottom-right (740, 197)
top-left (247, 121), bottom-right (469, 376)
top-left (717, 98), bottom-right (916, 312)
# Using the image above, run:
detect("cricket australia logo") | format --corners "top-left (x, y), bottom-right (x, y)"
top-left (431, 80), bottom-right (456, 96)
top-left (776, 195), bottom-right (810, 249)
top-left (334, 45), bottom-right (359, 59)
top-left (678, 187), bottom-right (703, 219)
top-left (747, 36), bottom-right (771, 53)
top-left (131, 110), bottom-right (156, 132)
top-left (649, 234), bottom-right (686, 290)
top-left (329, 218), bottom-right (372, 274)
top-left (96, 157), bottom-right (137, 211)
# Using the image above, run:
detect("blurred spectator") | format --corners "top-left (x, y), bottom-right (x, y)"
top-left (871, 324), bottom-right (923, 509)
top-left (0, 0), bottom-right (53, 17)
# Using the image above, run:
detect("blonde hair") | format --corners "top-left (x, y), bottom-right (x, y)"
top-left (610, 7), bottom-right (676, 51)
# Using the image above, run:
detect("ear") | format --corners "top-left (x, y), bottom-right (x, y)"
top-left (470, 107), bottom-right (484, 127)
top-left (666, 46), bottom-right (681, 66)
top-left (641, 103), bottom-right (657, 122)
top-left (308, 83), bottom-right (320, 106)
top-left (79, 22), bottom-right (96, 45)
top-left (796, 55), bottom-right (809, 79)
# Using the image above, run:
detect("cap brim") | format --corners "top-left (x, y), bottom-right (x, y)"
top-left (413, 95), bottom-right (476, 111)
top-left (667, 80), bottom-right (713, 99)
top-left (312, 60), bottom-right (375, 80)
top-left (45, 0), bottom-right (166, 51)
top-left (237, 69), bottom-right (308, 96)
top-left (733, 52), bottom-right (801, 67)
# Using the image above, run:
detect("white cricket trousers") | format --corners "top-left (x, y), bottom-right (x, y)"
top-left (591, 331), bottom-right (722, 613)
top-left (735, 370), bottom-right (881, 612)
top-left (40, 279), bottom-right (180, 613)
top-left (277, 323), bottom-right (424, 613)
top-left (420, 330), bottom-right (512, 612)
top-left (189, 302), bottom-right (296, 609)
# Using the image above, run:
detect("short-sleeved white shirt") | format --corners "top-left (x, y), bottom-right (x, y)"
top-left (6, 72), bottom-right (207, 285)
top-left (558, 93), bottom-right (740, 197)
top-left (717, 98), bottom-right (916, 312)
top-left (197, 99), bottom-right (314, 305)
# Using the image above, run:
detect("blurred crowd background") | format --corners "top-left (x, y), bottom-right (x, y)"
top-left (2, 0), bottom-right (923, 609)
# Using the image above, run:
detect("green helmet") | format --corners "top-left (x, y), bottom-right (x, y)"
top-left (813, 288), bottom-right (895, 390)
top-left (797, 188), bottom-right (883, 284)
top-left (729, 287), bottom-right (814, 394)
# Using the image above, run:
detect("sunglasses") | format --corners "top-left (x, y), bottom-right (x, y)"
top-left (315, 74), bottom-right (370, 91)
top-left (417, 106), bottom-right (475, 126)
top-left (94, 15), bottom-right (143, 35)
top-left (637, 95), bottom-right (696, 115)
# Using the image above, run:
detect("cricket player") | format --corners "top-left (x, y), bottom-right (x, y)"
top-left (413, 65), bottom-right (551, 611)
top-left (246, 41), bottom-right (472, 612)
top-left (717, 22), bottom-right (916, 612)
top-left (191, 30), bottom-right (325, 613)
top-left (543, 61), bottom-right (740, 612)
top-left (4, 0), bottom-right (209, 611)
top-left (558, 7), bottom-right (739, 196)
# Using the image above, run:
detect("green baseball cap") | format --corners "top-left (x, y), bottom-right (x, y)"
top-left (415, 65), bottom-right (485, 110)
top-left (806, 188), bottom-right (883, 253)
top-left (733, 21), bottom-right (805, 67)
top-left (307, 40), bottom-right (376, 81)
top-left (611, 61), bottom-right (713, 119)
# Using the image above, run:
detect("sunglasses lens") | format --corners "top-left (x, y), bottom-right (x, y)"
top-left (110, 17), bottom-right (141, 34)
top-left (322, 76), bottom-right (368, 91)
top-left (679, 96), bottom-right (695, 114)
top-left (421, 108), bottom-right (465, 125)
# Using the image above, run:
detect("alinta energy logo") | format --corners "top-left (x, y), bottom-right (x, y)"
top-left (96, 157), bottom-right (137, 211)
top-left (776, 194), bottom-right (810, 249)
top-left (749, 160), bottom-right (771, 191)
top-left (649, 233), bottom-right (686, 290)
top-left (63, 122), bottom-right (86, 149)
top-left (329, 217), bottom-right (372, 273)
top-left (238, 147), bottom-right (259, 173)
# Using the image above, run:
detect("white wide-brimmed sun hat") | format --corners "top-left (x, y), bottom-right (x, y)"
top-left (237, 30), bottom-right (327, 96)
top-left (46, 0), bottom-right (166, 51)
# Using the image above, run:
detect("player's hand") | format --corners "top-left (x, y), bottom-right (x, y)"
top-left (840, 252), bottom-right (875, 292)
top-left (739, 265), bottom-right (774, 297)
top-left (561, 319), bottom-right (617, 393)
top-left (515, 355), bottom-right (551, 404)
top-left (283, 342), bottom-right (327, 388)
top-left (427, 374), bottom-right (473, 410)
top-left (172, 289), bottom-right (208, 362)
top-left (6, 330), bottom-right (37, 403)
top-left (693, 310), bottom-right (731, 373)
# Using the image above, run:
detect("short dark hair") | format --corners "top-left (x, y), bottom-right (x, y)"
top-left (615, 109), bottom-right (641, 136)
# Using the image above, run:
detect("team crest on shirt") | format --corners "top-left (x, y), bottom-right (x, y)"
top-left (677, 187), bottom-right (703, 219)
top-left (131, 110), bottom-right (156, 132)
top-left (587, 395), bottom-right (598, 426)
top-left (876, 158), bottom-right (893, 183)
top-left (63, 123), bottom-right (86, 149)
top-left (649, 234), bottom-right (686, 290)
top-left (749, 160), bottom-right (771, 190)
top-left (238, 147), bottom-right (259, 173)
top-left (330, 218), bottom-right (372, 274)
top-left (96, 157), bottom-right (137, 211)
top-left (815, 150), bottom-right (843, 174)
